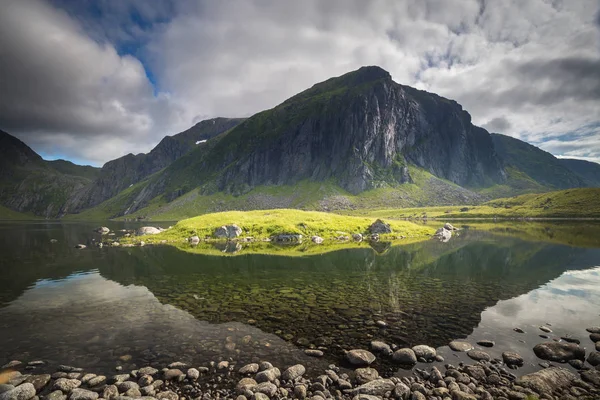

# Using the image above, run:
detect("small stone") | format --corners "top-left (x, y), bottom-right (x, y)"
top-left (186, 368), bottom-right (199, 380)
top-left (162, 370), bottom-right (183, 381)
top-left (467, 350), bottom-right (491, 362)
top-left (412, 345), bottom-right (436, 361)
top-left (1, 361), bottom-right (22, 369)
top-left (502, 351), bottom-right (524, 366)
top-left (140, 386), bottom-right (155, 397)
top-left (155, 391), bottom-right (178, 400)
top-left (236, 378), bottom-right (257, 393)
top-left (69, 389), bottom-right (98, 400)
top-left (251, 394), bottom-right (269, 400)
top-left (45, 391), bottom-right (66, 400)
top-left (586, 327), bottom-right (600, 334)
top-left (449, 341), bottom-right (473, 352)
top-left (353, 379), bottom-right (394, 396)
top-left (255, 382), bottom-right (277, 397)
top-left (392, 348), bottom-right (417, 365)
top-left (370, 341), bottom-right (392, 355)
top-left (311, 236), bottom-right (324, 244)
top-left (587, 351), bottom-right (600, 366)
top-left (53, 379), bottom-right (81, 393)
top-left (111, 374), bottom-right (130, 384)
top-left (352, 233), bottom-right (363, 242)
top-left (255, 368), bottom-right (280, 383)
top-left (591, 333), bottom-right (600, 342)
top-left (393, 383), bottom-right (410, 399)
top-left (513, 328), bottom-right (525, 333)
top-left (0, 383), bottom-right (35, 400)
top-left (24, 375), bottom-right (51, 392)
top-left (294, 385), bottom-right (307, 399)
top-left (539, 326), bottom-right (552, 333)
top-left (167, 362), bottom-right (187, 369)
top-left (451, 390), bottom-right (476, 400)
top-left (476, 340), bottom-right (495, 347)
top-left (117, 382), bottom-right (139, 393)
top-left (304, 349), bottom-right (324, 357)
top-left (354, 368), bottom-right (379, 384)
top-left (137, 375), bottom-right (152, 387)
top-left (281, 365), bottom-right (305, 381)
top-left (568, 359), bottom-right (584, 369)
top-left (238, 364), bottom-right (259, 375)
top-left (136, 368), bottom-right (158, 376)
top-left (124, 388), bottom-right (141, 398)
top-left (217, 361), bottom-right (229, 370)
top-left (102, 385), bottom-right (118, 400)
top-left (346, 350), bottom-right (376, 366)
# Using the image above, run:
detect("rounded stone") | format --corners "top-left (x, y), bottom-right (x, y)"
top-left (238, 364), bottom-right (259, 375)
top-left (304, 349), bottom-right (324, 357)
top-left (281, 365), bottom-right (305, 381)
top-left (449, 341), bottom-right (473, 352)
top-left (186, 368), bottom-right (199, 380)
top-left (236, 378), bottom-right (257, 394)
top-left (392, 348), bottom-right (417, 365)
top-left (533, 342), bottom-right (585, 362)
top-left (586, 327), bottom-right (600, 334)
top-left (477, 340), bottom-right (495, 348)
top-left (370, 341), bottom-right (392, 355)
top-left (0, 383), bottom-right (35, 400)
top-left (467, 350), bottom-right (491, 362)
top-left (346, 349), bottom-right (376, 366)
top-left (412, 345), bottom-right (437, 361)
top-left (588, 351), bottom-right (600, 366)
top-left (354, 368), bottom-right (379, 384)
top-left (590, 333), bottom-right (600, 343)
top-left (69, 389), bottom-right (98, 400)
top-left (502, 351), bottom-right (524, 366)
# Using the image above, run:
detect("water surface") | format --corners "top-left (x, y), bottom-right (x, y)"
top-left (1, 221), bottom-right (599, 377)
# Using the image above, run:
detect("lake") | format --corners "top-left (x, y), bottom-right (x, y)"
top-left (1, 221), bottom-right (600, 378)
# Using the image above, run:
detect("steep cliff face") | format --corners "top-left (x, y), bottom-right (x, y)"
top-left (64, 117), bottom-right (244, 214)
top-left (0, 130), bottom-right (96, 217)
top-left (131, 66), bottom-right (506, 211)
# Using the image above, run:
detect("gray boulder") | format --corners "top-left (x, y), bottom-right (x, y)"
top-left (392, 348), bottom-right (417, 365)
top-left (516, 367), bottom-right (576, 395)
top-left (352, 233), bottom-right (363, 242)
top-left (136, 227), bottom-right (162, 235)
top-left (69, 389), bottom-right (98, 400)
top-left (0, 383), bottom-right (36, 400)
top-left (370, 341), bottom-right (392, 356)
top-left (346, 349), bottom-right (376, 366)
top-left (502, 351), bottom-right (524, 366)
top-left (214, 225), bottom-right (242, 239)
top-left (412, 345), bottom-right (436, 361)
top-left (53, 379), bottom-right (81, 393)
top-left (433, 227), bottom-right (451, 242)
top-left (281, 365), bottom-right (305, 381)
top-left (448, 341), bottom-right (473, 352)
top-left (95, 227), bottom-right (110, 234)
top-left (354, 368), bottom-right (379, 384)
top-left (353, 379), bottom-right (395, 396)
top-left (272, 234), bottom-right (303, 242)
top-left (533, 342), bottom-right (585, 362)
top-left (368, 220), bottom-right (391, 234)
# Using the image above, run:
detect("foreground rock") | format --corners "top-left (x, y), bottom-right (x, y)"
top-left (516, 367), bottom-right (576, 396)
top-left (0, 383), bottom-right (35, 400)
top-left (346, 349), bottom-right (376, 366)
top-left (533, 341), bottom-right (586, 362)
top-left (214, 224), bottom-right (242, 239)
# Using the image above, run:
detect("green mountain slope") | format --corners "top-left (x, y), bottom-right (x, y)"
top-left (490, 133), bottom-right (586, 190)
top-left (46, 159), bottom-right (100, 180)
top-left (559, 158), bottom-right (600, 186)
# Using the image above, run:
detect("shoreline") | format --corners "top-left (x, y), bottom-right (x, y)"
top-left (2, 349), bottom-right (600, 400)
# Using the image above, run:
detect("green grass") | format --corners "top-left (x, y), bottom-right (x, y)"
top-left (126, 209), bottom-right (436, 255)
top-left (344, 188), bottom-right (600, 220)
top-left (0, 204), bottom-right (40, 220)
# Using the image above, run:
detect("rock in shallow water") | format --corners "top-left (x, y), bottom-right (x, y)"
top-left (304, 349), bottom-right (323, 357)
top-left (467, 350), bottom-right (491, 362)
top-left (588, 351), bottom-right (600, 366)
top-left (369, 341), bottom-right (392, 355)
top-left (346, 350), bottom-right (376, 366)
top-left (24, 374), bottom-right (50, 392)
top-left (502, 351), bottom-right (524, 366)
top-left (411, 345), bottom-right (436, 361)
top-left (533, 342), bottom-right (585, 362)
top-left (477, 340), bottom-right (495, 347)
top-left (392, 348), bottom-right (417, 365)
top-left (448, 341), bottom-right (473, 352)
top-left (586, 327), bottom-right (600, 334)
top-left (0, 383), bottom-right (35, 400)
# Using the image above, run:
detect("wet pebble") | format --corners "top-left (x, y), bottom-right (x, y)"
top-left (449, 341), bottom-right (474, 352)
top-left (467, 350), bottom-right (491, 362)
top-left (304, 349), bottom-right (324, 357)
top-left (476, 340), bottom-right (495, 348)
top-left (346, 349), bottom-right (376, 366)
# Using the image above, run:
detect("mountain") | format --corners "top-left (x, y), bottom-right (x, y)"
top-left (2, 66), bottom-right (598, 220)
top-left (106, 66), bottom-right (508, 217)
top-left (62, 117), bottom-right (244, 214)
top-left (559, 158), bottom-right (600, 186)
top-left (490, 133), bottom-right (587, 190)
top-left (0, 130), bottom-right (98, 217)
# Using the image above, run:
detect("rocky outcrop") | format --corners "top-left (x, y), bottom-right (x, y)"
top-left (63, 118), bottom-right (244, 214)
top-left (516, 367), bottom-right (577, 396)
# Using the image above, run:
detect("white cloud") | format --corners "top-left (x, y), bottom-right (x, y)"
top-left (1, 0), bottom-right (599, 165)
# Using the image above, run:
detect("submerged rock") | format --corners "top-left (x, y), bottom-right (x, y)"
top-left (346, 349), bottom-right (376, 366)
top-left (502, 351), bottom-right (524, 367)
top-left (533, 342), bottom-right (585, 362)
top-left (412, 345), bottom-right (436, 361)
top-left (588, 351), bottom-right (600, 366)
top-left (467, 350), bottom-right (491, 362)
top-left (448, 341), bottom-right (473, 352)
top-left (477, 340), bottom-right (495, 347)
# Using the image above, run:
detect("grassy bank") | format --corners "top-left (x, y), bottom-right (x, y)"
top-left (0, 205), bottom-right (41, 220)
top-left (344, 188), bottom-right (600, 220)
top-left (127, 209), bottom-right (437, 256)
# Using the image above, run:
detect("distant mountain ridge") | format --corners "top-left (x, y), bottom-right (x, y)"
top-left (0, 66), bottom-right (598, 219)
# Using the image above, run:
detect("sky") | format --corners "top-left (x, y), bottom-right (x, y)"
top-left (0, 0), bottom-right (599, 167)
